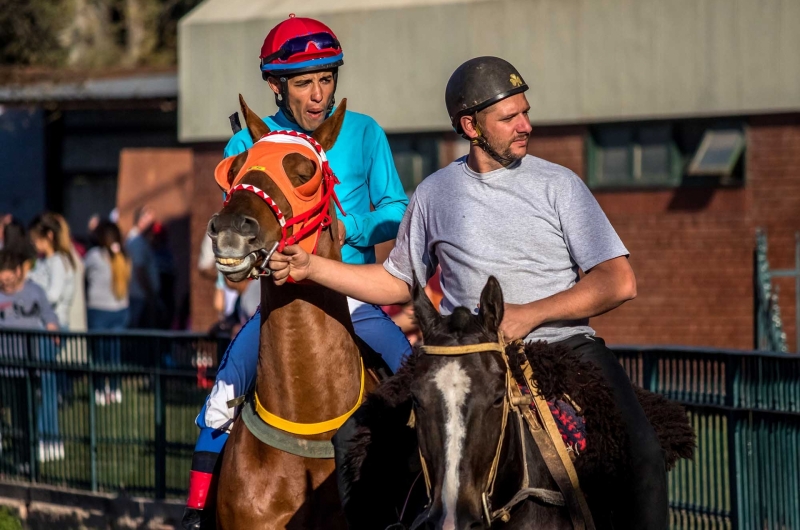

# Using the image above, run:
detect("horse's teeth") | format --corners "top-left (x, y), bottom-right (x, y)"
top-left (217, 257), bottom-right (244, 265)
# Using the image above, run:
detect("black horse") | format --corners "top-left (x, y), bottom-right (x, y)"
top-left (334, 277), bottom-right (695, 529)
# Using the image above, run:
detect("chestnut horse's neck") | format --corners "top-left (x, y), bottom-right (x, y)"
top-left (255, 222), bottom-right (361, 430)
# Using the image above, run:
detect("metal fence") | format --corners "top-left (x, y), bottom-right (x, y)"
top-left (616, 345), bottom-right (800, 530)
top-left (754, 229), bottom-right (799, 353)
top-left (1, 329), bottom-right (799, 529)
top-left (0, 328), bottom-right (227, 499)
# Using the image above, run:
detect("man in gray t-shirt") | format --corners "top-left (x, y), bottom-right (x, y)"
top-left (267, 57), bottom-right (666, 529)
top-left (384, 153), bottom-right (628, 344)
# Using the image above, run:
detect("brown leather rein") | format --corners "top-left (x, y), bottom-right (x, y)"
top-left (417, 335), bottom-right (595, 528)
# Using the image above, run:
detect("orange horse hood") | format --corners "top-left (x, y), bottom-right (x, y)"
top-left (214, 131), bottom-right (343, 255)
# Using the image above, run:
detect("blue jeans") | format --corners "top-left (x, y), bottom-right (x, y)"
top-left (36, 337), bottom-right (59, 441)
top-left (88, 308), bottom-right (128, 393)
top-left (194, 302), bottom-right (411, 450)
top-left (87, 308), bottom-right (129, 330)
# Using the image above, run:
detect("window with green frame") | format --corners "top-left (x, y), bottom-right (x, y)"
top-left (587, 120), bottom-right (746, 190)
top-left (587, 124), bottom-right (682, 189)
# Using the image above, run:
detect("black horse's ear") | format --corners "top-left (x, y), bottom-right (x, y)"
top-left (412, 274), bottom-right (440, 340)
top-left (478, 276), bottom-right (504, 334)
top-left (239, 94), bottom-right (271, 143)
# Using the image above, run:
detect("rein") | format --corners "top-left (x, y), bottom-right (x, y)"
top-left (418, 335), bottom-right (592, 527)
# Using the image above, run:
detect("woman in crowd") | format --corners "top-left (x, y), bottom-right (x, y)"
top-left (53, 213), bottom-right (87, 331)
top-left (28, 213), bottom-right (77, 329)
top-left (84, 220), bottom-right (131, 405)
top-left (85, 221), bottom-right (131, 330)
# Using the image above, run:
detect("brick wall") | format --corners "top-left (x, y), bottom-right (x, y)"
top-left (593, 190), bottom-right (752, 348)
top-left (590, 114), bottom-right (800, 351)
top-left (189, 143), bottom-right (226, 331)
top-left (528, 125), bottom-right (587, 180)
top-left (746, 114), bottom-right (800, 351)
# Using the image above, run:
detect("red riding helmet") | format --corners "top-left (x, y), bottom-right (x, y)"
top-left (260, 14), bottom-right (344, 79)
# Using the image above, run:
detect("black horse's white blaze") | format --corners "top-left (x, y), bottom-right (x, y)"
top-left (433, 361), bottom-right (472, 530)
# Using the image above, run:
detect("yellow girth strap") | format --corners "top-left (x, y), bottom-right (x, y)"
top-left (254, 357), bottom-right (365, 436)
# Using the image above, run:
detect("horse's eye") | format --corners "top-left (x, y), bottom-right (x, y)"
top-left (493, 394), bottom-right (505, 408)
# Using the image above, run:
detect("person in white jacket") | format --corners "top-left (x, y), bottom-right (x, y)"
top-left (53, 213), bottom-right (86, 332)
top-left (28, 213), bottom-right (76, 329)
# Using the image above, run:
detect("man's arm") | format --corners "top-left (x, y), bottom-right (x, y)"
top-left (500, 256), bottom-right (636, 341)
top-left (268, 245), bottom-right (411, 305)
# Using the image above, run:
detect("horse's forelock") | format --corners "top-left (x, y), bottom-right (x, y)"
top-left (421, 306), bottom-right (491, 347)
top-left (448, 307), bottom-right (473, 332)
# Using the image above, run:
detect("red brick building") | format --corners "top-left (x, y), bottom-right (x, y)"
top-left (528, 116), bottom-right (800, 351)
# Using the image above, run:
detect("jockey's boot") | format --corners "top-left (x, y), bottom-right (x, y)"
top-left (182, 431), bottom-right (226, 530)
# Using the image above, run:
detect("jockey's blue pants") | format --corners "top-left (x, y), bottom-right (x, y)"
top-left (191, 301), bottom-right (412, 456)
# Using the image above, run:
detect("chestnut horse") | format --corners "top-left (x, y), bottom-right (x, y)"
top-left (208, 96), bottom-right (374, 529)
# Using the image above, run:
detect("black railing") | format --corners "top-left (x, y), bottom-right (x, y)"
top-left (2, 329), bottom-right (799, 529)
top-left (615, 345), bottom-right (800, 530)
top-left (0, 328), bottom-right (227, 499)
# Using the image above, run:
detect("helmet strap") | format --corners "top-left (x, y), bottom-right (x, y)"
top-left (465, 114), bottom-right (517, 167)
top-left (274, 76), bottom-right (298, 124)
top-left (327, 69), bottom-right (339, 117)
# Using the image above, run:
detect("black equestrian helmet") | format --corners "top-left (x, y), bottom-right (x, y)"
top-left (445, 56), bottom-right (529, 134)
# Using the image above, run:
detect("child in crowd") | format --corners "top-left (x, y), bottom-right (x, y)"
top-left (0, 250), bottom-right (59, 330)
top-left (0, 249), bottom-right (63, 461)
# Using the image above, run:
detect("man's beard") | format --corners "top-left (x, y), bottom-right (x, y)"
top-left (484, 132), bottom-right (529, 163)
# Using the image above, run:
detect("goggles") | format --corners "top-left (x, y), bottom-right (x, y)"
top-left (261, 32), bottom-right (341, 67)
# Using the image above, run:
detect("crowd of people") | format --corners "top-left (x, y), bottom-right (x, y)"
top-left (0, 207), bottom-right (182, 333)
top-left (1, 207), bottom-right (177, 461)
top-left (0, 206), bottom-right (261, 337)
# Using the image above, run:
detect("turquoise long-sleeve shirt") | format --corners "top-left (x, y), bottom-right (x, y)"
top-left (224, 108), bottom-right (408, 265)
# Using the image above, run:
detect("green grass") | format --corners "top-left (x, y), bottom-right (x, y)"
top-left (7, 372), bottom-right (207, 498)
top-left (0, 507), bottom-right (22, 530)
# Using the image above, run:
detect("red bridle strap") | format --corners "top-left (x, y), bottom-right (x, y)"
top-left (223, 183), bottom-right (287, 228)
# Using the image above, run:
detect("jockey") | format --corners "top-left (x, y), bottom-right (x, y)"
top-left (182, 15), bottom-right (411, 529)
top-left (267, 57), bottom-right (669, 530)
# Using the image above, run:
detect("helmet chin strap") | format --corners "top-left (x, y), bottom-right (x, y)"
top-left (273, 69), bottom-right (339, 128)
top-left (466, 116), bottom-right (517, 167)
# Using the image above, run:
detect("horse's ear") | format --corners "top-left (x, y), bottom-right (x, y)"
top-left (215, 151), bottom-right (248, 191)
top-left (412, 274), bottom-right (440, 340)
top-left (239, 94), bottom-right (270, 143)
top-left (478, 276), bottom-right (504, 334)
top-left (312, 98), bottom-right (346, 152)
top-left (283, 153), bottom-right (317, 186)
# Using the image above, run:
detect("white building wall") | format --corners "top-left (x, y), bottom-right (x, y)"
top-left (179, 0), bottom-right (800, 141)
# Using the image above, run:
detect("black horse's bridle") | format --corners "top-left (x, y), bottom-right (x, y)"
top-left (416, 338), bottom-right (566, 526)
